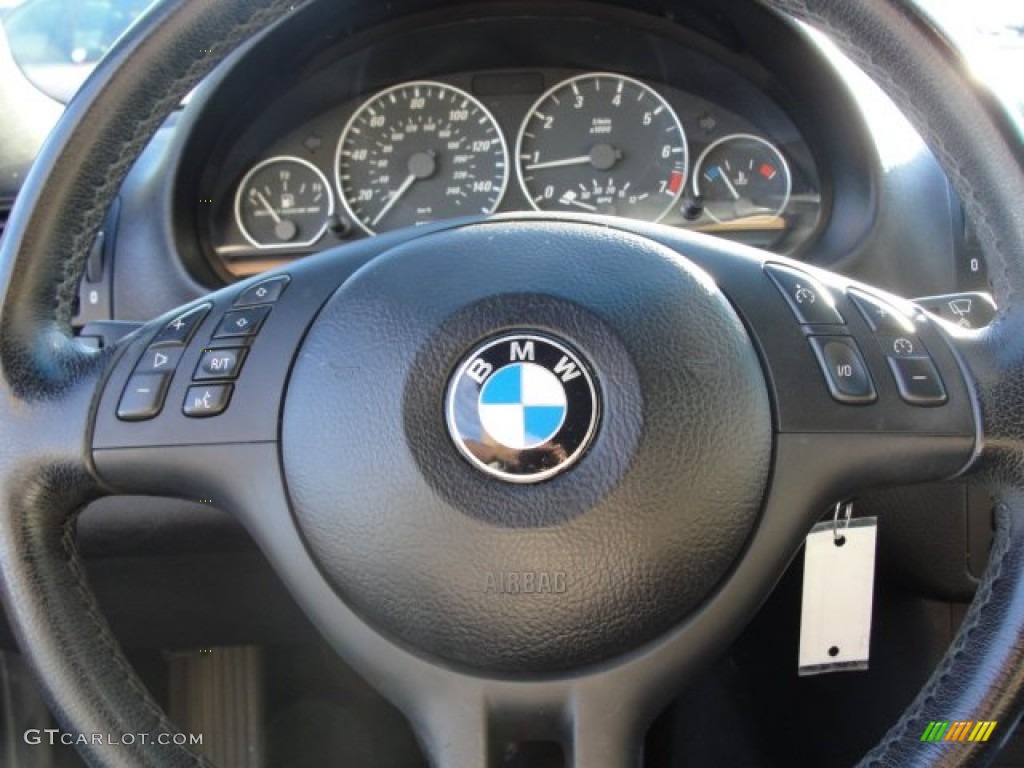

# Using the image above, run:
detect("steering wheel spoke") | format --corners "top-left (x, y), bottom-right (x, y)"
top-left (625, 223), bottom-right (980, 489)
top-left (396, 675), bottom-right (650, 768)
top-left (412, 691), bottom-right (496, 768)
top-left (88, 234), bottom-right (406, 495)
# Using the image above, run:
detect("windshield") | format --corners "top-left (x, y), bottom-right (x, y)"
top-left (920, 0), bottom-right (1024, 114)
top-left (0, 0), bottom-right (1022, 110)
top-left (1, 0), bottom-right (154, 102)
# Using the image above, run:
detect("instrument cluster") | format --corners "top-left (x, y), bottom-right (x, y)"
top-left (208, 68), bottom-right (822, 277)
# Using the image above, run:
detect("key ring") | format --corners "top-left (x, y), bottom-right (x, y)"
top-left (833, 500), bottom-right (854, 543)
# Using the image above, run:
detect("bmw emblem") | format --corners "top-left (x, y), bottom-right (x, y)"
top-left (446, 333), bottom-right (600, 483)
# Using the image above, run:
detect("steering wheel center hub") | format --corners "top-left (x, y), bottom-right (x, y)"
top-left (281, 221), bottom-right (772, 672)
top-left (446, 332), bottom-right (599, 483)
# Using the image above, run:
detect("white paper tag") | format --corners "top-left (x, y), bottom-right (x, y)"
top-left (798, 517), bottom-right (877, 676)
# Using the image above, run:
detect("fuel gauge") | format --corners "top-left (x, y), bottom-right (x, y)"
top-left (692, 134), bottom-right (791, 224)
top-left (235, 156), bottom-right (333, 249)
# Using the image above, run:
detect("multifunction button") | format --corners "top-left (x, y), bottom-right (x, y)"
top-left (151, 304), bottom-right (211, 346)
top-left (133, 345), bottom-right (184, 374)
top-left (877, 335), bottom-right (922, 358)
top-left (117, 306), bottom-right (211, 421)
top-left (214, 306), bottom-right (271, 339)
top-left (117, 278), bottom-right (285, 422)
top-left (887, 357), bottom-right (947, 406)
top-left (117, 374), bottom-right (171, 421)
top-left (194, 348), bottom-right (247, 381)
top-left (182, 290), bottom-right (279, 416)
top-left (808, 337), bottom-right (877, 404)
top-left (847, 289), bottom-right (915, 334)
top-left (235, 275), bottom-right (290, 307)
top-left (183, 384), bottom-right (233, 417)
top-left (764, 264), bottom-right (845, 325)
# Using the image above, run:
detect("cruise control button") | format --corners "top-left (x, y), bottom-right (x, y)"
top-left (213, 306), bottom-right (271, 338)
top-left (235, 275), bottom-right (290, 307)
top-left (151, 304), bottom-right (211, 346)
top-left (194, 348), bottom-right (247, 380)
top-left (887, 356), bottom-right (947, 406)
top-left (117, 373), bottom-right (170, 421)
top-left (808, 337), bottom-right (877, 404)
top-left (848, 289), bottom-right (916, 333)
top-left (183, 384), bottom-right (234, 417)
top-left (134, 345), bottom-right (184, 374)
top-left (765, 264), bottom-right (845, 325)
top-left (877, 335), bottom-right (923, 358)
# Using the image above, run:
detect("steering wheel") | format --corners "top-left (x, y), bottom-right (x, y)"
top-left (2, 0), bottom-right (1023, 766)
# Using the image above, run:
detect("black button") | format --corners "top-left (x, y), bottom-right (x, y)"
top-left (213, 307), bottom-right (271, 339)
top-left (808, 337), bottom-right (877, 404)
top-left (847, 289), bottom-right (916, 334)
top-left (183, 384), bottom-right (234, 417)
top-left (887, 356), bottom-right (947, 406)
top-left (151, 304), bottom-right (211, 346)
top-left (117, 374), bottom-right (170, 421)
top-left (85, 230), bottom-right (105, 283)
top-left (876, 335), bottom-right (923, 358)
top-left (134, 345), bottom-right (184, 374)
top-left (194, 348), bottom-right (247, 381)
top-left (765, 264), bottom-right (845, 325)
top-left (235, 276), bottom-right (290, 307)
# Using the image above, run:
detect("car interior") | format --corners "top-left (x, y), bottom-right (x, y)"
top-left (0, 0), bottom-right (1023, 766)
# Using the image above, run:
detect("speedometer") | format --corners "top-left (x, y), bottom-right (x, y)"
top-left (335, 81), bottom-right (509, 234)
top-left (516, 73), bottom-right (688, 222)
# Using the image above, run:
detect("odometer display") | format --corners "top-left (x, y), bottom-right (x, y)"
top-left (336, 81), bottom-right (509, 234)
top-left (516, 73), bottom-right (688, 222)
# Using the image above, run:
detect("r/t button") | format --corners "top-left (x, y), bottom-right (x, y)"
top-left (194, 348), bottom-right (247, 381)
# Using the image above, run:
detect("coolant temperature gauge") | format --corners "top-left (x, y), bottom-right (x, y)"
top-left (692, 134), bottom-right (791, 224)
top-left (234, 156), bottom-right (334, 249)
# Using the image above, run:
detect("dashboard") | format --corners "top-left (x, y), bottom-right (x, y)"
top-left (209, 66), bottom-right (820, 275)
top-left (74, 0), bottom-right (990, 328)
top-left (194, 9), bottom-right (825, 279)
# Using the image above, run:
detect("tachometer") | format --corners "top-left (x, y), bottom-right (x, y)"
top-left (335, 81), bottom-right (509, 234)
top-left (516, 73), bottom-right (687, 222)
top-left (234, 156), bottom-right (333, 249)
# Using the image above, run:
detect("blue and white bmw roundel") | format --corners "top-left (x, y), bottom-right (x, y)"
top-left (445, 334), bottom-right (599, 483)
top-left (478, 362), bottom-right (568, 450)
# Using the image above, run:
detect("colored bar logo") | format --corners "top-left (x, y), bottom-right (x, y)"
top-left (920, 721), bottom-right (997, 742)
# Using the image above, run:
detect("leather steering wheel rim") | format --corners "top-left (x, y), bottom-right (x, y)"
top-left (1, 1), bottom-right (1023, 766)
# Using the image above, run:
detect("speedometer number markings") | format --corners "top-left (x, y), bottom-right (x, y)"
top-left (336, 82), bottom-right (508, 234)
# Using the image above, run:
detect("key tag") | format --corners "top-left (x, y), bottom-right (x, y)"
top-left (798, 502), bottom-right (877, 676)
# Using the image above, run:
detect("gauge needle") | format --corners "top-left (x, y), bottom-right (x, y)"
top-left (371, 173), bottom-right (417, 227)
top-left (253, 190), bottom-right (282, 224)
top-left (716, 169), bottom-right (742, 201)
top-left (561, 198), bottom-right (598, 212)
top-left (526, 155), bottom-right (593, 171)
